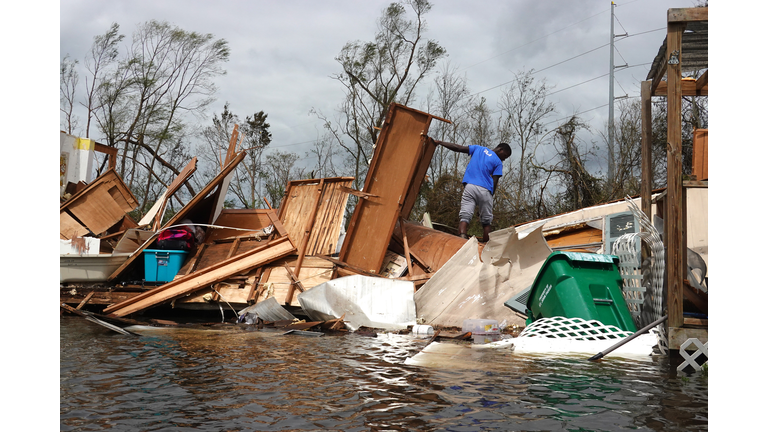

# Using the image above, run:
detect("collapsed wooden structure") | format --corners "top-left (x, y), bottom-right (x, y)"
top-left (61, 104), bottom-right (461, 323)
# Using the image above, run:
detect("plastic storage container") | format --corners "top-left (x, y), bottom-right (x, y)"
top-left (463, 319), bottom-right (501, 344)
top-left (526, 251), bottom-right (637, 332)
top-left (143, 249), bottom-right (188, 282)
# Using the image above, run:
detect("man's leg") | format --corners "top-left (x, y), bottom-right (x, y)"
top-left (477, 186), bottom-right (494, 243)
top-left (481, 224), bottom-right (491, 243)
top-left (459, 221), bottom-right (469, 239)
top-left (458, 185), bottom-right (477, 240)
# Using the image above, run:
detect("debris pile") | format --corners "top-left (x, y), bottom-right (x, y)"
top-left (60, 103), bottom-right (707, 345)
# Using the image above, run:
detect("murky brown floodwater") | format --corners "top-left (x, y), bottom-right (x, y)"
top-left (61, 316), bottom-right (707, 431)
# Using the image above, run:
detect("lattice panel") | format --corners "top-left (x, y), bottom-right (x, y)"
top-left (518, 316), bottom-right (635, 341)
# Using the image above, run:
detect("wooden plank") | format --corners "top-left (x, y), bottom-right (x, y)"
top-left (296, 180), bottom-right (325, 274)
top-left (76, 291), bottom-right (96, 309)
top-left (151, 157), bottom-right (198, 231)
top-left (339, 186), bottom-right (378, 200)
top-left (641, 80), bottom-right (653, 219)
top-left (666, 22), bottom-right (685, 329)
top-left (399, 217), bottom-right (414, 275)
top-left (668, 7), bottom-right (708, 23)
top-left (103, 236), bottom-right (296, 317)
top-left (338, 104), bottom-right (449, 273)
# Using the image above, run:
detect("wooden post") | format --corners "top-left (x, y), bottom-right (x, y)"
top-left (665, 20), bottom-right (685, 329)
top-left (640, 80), bottom-right (653, 219)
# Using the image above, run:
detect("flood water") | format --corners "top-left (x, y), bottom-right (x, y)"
top-left (60, 316), bottom-right (708, 431)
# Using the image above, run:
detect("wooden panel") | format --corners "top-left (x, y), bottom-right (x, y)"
top-left (339, 104), bottom-right (442, 273)
top-left (692, 129), bottom-right (708, 180)
top-left (103, 236), bottom-right (296, 317)
top-left (60, 212), bottom-right (89, 240)
top-left (278, 178), bottom-right (353, 257)
top-left (68, 186), bottom-right (128, 235)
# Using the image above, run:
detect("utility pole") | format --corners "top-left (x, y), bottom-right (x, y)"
top-left (608, 1), bottom-right (627, 189)
top-left (608, 1), bottom-right (616, 185)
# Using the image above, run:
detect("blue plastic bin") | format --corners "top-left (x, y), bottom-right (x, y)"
top-left (143, 249), bottom-right (188, 282)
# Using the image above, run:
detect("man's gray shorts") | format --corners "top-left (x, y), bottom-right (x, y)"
top-left (459, 183), bottom-right (493, 225)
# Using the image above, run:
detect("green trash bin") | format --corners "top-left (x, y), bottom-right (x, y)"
top-left (525, 251), bottom-right (637, 332)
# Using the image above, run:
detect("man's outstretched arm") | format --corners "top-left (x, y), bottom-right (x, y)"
top-left (426, 136), bottom-right (469, 154)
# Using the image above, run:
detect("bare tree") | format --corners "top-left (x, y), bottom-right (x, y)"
top-left (82, 23), bottom-right (124, 139)
top-left (497, 70), bottom-right (556, 208)
top-left (263, 150), bottom-right (305, 209)
top-left (81, 20), bottom-right (230, 218)
top-left (325, 0), bottom-right (446, 189)
top-left (60, 55), bottom-right (79, 134)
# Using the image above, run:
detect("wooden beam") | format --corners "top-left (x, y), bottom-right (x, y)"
top-left (283, 264), bottom-right (305, 305)
top-left (93, 142), bottom-right (118, 170)
top-left (640, 81), bottom-right (653, 219)
top-left (668, 7), bottom-right (708, 23)
top-left (666, 22), bottom-right (685, 329)
top-left (652, 79), bottom-right (707, 97)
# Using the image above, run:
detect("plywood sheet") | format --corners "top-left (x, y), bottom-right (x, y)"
top-left (339, 104), bottom-right (448, 273)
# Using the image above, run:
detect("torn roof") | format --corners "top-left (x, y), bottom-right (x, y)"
top-left (646, 20), bottom-right (708, 82)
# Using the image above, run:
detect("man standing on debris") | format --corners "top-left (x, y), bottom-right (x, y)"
top-left (425, 136), bottom-right (511, 243)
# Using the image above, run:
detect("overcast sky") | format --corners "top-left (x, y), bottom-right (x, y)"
top-left (57, 0), bottom-right (706, 170)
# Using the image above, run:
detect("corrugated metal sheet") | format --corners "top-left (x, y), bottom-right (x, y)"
top-left (646, 21), bottom-right (708, 81)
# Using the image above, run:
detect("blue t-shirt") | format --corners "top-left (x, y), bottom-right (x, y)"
top-left (462, 145), bottom-right (503, 194)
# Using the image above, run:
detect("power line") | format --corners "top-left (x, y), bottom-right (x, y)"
top-left (460, 9), bottom-right (608, 72)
